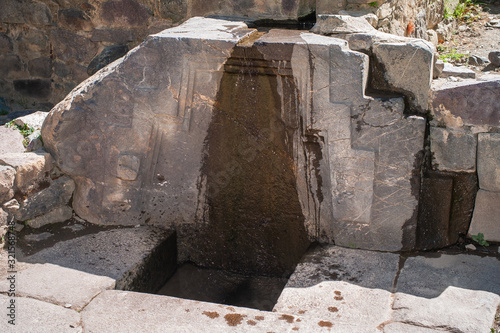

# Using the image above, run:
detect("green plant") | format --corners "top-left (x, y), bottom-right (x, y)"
top-left (438, 48), bottom-right (468, 63)
top-left (368, 1), bottom-right (378, 7)
top-left (5, 121), bottom-right (36, 147)
top-left (471, 233), bottom-right (489, 247)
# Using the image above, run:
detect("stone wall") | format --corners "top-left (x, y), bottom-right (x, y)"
top-left (317, 0), bottom-right (444, 38)
top-left (429, 77), bottom-right (500, 244)
top-left (0, 0), bottom-right (316, 111)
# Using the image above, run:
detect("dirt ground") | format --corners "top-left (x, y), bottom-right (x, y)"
top-left (438, 0), bottom-right (500, 73)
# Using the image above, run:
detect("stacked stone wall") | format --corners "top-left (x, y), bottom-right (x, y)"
top-left (0, 0), bottom-right (316, 111)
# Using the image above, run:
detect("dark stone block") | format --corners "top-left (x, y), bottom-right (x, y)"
top-left (0, 55), bottom-right (22, 77)
top-left (58, 8), bottom-right (94, 31)
top-left (13, 79), bottom-right (51, 98)
top-left (87, 45), bottom-right (129, 76)
top-left (431, 78), bottom-right (500, 127)
top-left (90, 29), bottom-right (135, 43)
top-left (28, 57), bottom-right (52, 78)
top-left (0, 34), bottom-right (13, 53)
top-left (156, 0), bottom-right (187, 23)
top-left (101, 0), bottom-right (151, 26)
top-left (50, 29), bottom-right (98, 63)
top-left (416, 171), bottom-right (478, 250)
top-left (54, 61), bottom-right (71, 78)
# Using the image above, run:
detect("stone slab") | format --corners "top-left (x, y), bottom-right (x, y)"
top-left (440, 62), bottom-right (476, 79)
top-left (431, 75), bottom-right (500, 127)
top-left (396, 254), bottom-right (500, 298)
top-left (280, 245), bottom-right (400, 290)
top-left (0, 263), bottom-right (115, 310)
top-left (0, 165), bottom-right (15, 202)
top-left (24, 226), bottom-right (177, 292)
top-left (477, 133), bottom-right (500, 192)
top-left (274, 245), bottom-right (399, 328)
top-left (468, 189), bottom-right (500, 242)
top-left (274, 280), bottom-right (393, 329)
top-left (0, 150), bottom-right (53, 193)
top-left (0, 294), bottom-right (81, 333)
top-left (430, 127), bottom-right (476, 172)
top-left (13, 111), bottom-right (49, 130)
top-left (0, 126), bottom-right (25, 155)
top-left (392, 287), bottom-right (500, 333)
top-left (81, 290), bottom-right (369, 332)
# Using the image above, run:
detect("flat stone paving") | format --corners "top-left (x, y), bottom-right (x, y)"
top-left (0, 236), bottom-right (498, 332)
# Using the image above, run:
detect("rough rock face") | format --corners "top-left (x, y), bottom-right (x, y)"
top-left (0, 0), bottom-right (316, 110)
top-left (317, 0), bottom-right (445, 38)
top-left (429, 75), bottom-right (500, 244)
top-left (43, 18), bottom-right (431, 273)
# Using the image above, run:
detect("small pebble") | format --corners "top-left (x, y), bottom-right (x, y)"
top-left (64, 304), bottom-right (72, 308)
top-left (466, 244), bottom-right (476, 251)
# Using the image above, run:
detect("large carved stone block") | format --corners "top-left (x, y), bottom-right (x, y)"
top-left (43, 17), bottom-right (429, 265)
top-left (430, 127), bottom-right (476, 172)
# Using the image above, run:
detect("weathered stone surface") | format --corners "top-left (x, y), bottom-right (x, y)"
top-left (477, 133), bottom-right (500, 192)
top-left (26, 227), bottom-right (177, 292)
top-left (50, 29), bottom-right (98, 63)
top-left (0, 294), bottom-right (81, 332)
top-left (0, 33), bottom-right (13, 53)
top-left (27, 205), bottom-right (73, 228)
top-left (0, 150), bottom-right (53, 193)
top-left (43, 18), bottom-right (254, 228)
top-left (28, 57), bottom-right (52, 78)
top-left (0, 54), bottom-right (22, 78)
top-left (440, 62), bottom-right (476, 79)
top-left (331, 99), bottom-right (425, 250)
top-left (156, 0), bottom-right (188, 22)
top-left (90, 28), bottom-right (135, 43)
top-left (275, 280), bottom-right (393, 329)
top-left (15, 176), bottom-right (74, 221)
top-left (0, 263), bottom-right (115, 310)
top-left (0, 208), bottom-right (8, 226)
top-left (392, 287), bottom-right (500, 333)
top-left (274, 246), bottom-right (398, 329)
top-left (26, 130), bottom-right (43, 152)
top-left (58, 8), bottom-right (94, 31)
top-left (13, 111), bottom-right (49, 130)
top-left (280, 245), bottom-right (400, 290)
top-left (489, 50), bottom-right (500, 67)
top-left (0, 165), bottom-right (16, 202)
top-left (81, 289), bottom-right (365, 332)
top-left (372, 40), bottom-right (434, 112)
top-left (416, 171), bottom-right (478, 250)
top-left (311, 14), bottom-right (376, 34)
top-left (42, 17), bottom-right (430, 255)
top-left (87, 44), bottom-right (129, 76)
top-left (469, 189), bottom-right (500, 242)
top-left (430, 127), bottom-right (476, 172)
top-left (101, 0), bottom-right (151, 26)
top-left (397, 253), bottom-right (500, 298)
top-left (431, 76), bottom-right (500, 127)
top-left (13, 79), bottom-right (52, 98)
top-left (0, 0), bottom-right (49, 25)
top-left (0, 126), bottom-right (25, 155)
top-left (317, 0), bottom-right (444, 38)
